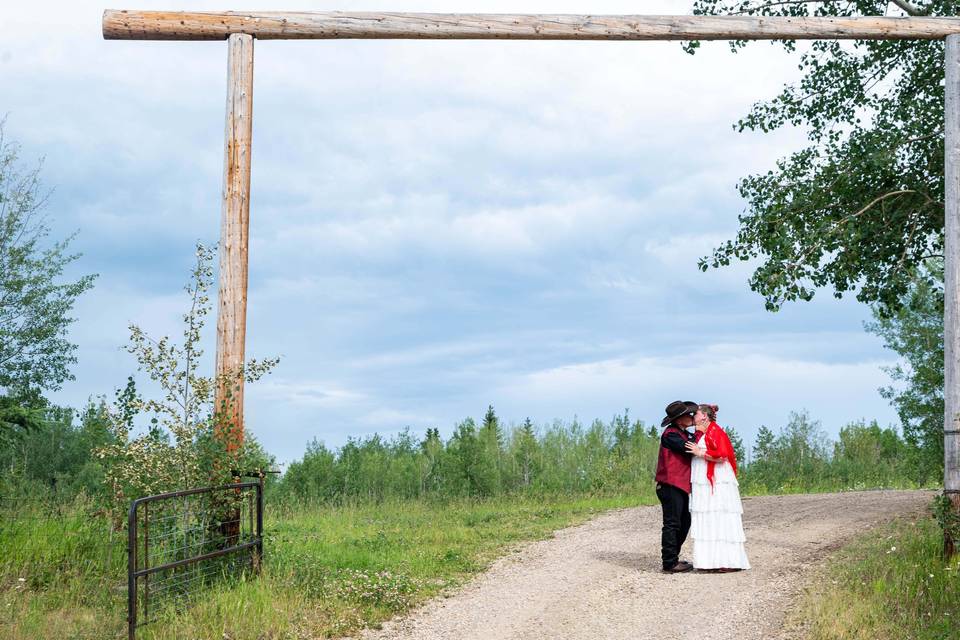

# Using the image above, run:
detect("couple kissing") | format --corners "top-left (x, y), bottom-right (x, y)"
top-left (655, 400), bottom-right (750, 574)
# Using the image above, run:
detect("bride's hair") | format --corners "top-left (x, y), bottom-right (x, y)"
top-left (698, 404), bottom-right (719, 422)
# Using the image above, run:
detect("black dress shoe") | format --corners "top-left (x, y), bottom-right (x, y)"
top-left (662, 561), bottom-right (693, 573)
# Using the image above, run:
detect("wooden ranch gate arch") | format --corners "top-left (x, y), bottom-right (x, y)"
top-left (102, 10), bottom-right (960, 544)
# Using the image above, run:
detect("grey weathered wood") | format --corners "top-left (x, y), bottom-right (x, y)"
top-left (945, 34), bottom-right (960, 556)
top-left (214, 33), bottom-right (254, 451)
top-left (102, 11), bottom-right (960, 41)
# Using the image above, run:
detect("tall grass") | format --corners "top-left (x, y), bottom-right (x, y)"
top-left (788, 513), bottom-right (960, 640)
top-left (0, 496), bottom-right (126, 639)
top-left (0, 492), bottom-right (653, 639)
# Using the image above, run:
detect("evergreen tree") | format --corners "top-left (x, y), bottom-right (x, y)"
top-left (479, 405), bottom-right (503, 493)
top-left (419, 427), bottom-right (444, 494)
top-left (481, 405), bottom-right (504, 447)
top-left (515, 417), bottom-right (539, 488)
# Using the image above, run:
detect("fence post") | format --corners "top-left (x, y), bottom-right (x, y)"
top-left (127, 500), bottom-right (138, 640)
top-left (255, 470), bottom-right (264, 573)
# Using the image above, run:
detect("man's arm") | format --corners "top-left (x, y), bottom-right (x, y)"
top-left (661, 430), bottom-right (692, 455)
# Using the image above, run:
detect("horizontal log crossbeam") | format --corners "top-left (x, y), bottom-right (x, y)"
top-left (103, 11), bottom-right (960, 42)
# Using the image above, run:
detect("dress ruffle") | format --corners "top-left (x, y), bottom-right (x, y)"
top-left (692, 539), bottom-right (752, 570)
top-left (689, 483), bottom-right (744, 513)
top-left (689, 455), bottom-right (751, 570)
top-left (689, 512), bottom-right (747, 541)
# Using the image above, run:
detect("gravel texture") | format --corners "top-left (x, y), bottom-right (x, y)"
top-left (359, 490), bottom-right (932, 640)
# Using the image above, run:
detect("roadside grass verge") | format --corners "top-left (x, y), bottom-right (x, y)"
top-left (787, 510), bottom-right (960, 640)
top-left (7, 488), bottom-right (952, 640)
top-left (0, 492), bottom-right (653, 639)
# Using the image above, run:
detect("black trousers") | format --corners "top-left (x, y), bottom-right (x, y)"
top-left (656, 482), bottom-right (690, 569)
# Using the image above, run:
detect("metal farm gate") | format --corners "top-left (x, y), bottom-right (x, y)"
top-left (126, 479), bottom-right (264, 639)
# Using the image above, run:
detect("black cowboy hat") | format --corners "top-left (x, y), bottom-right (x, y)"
top-left (661, 400), bottom-right (698, 427)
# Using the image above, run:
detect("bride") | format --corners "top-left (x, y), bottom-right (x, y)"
top-left (684, 404), bottom-right (750, 572)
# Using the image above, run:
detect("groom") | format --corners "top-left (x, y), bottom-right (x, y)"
top-left (655, 400), bottom-right (698, 574)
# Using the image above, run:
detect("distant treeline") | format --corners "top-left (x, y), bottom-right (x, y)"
top-left (274, 407), bottom-right (932, 503)
top-left (278, 408), bottom-right (659, 502)
top-left (0, 402), bottom-right (936, 505)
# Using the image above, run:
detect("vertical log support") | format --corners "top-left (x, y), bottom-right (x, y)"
top-left (944, 34), bottom-right (960, 557)
top-left (215, 33), bottom-right (255, 453)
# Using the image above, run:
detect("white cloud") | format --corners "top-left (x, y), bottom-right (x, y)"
top-left (495, 346), bottom-right (897, 450)
top-left (252, 379), bottom-right (367, 408)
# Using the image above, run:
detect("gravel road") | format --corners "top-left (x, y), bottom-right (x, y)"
top-left (360, 490), bottom-right (932, 640)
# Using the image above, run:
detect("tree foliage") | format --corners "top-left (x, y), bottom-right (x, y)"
top-left (688, 1), bottom-right (949, 312)
top-left (0, 394), bottom-right (46, 445)
top-left (0, 123), bottom-right (95, 399)
top-left (866, 261), bottom-right (944, 482)
top-left (96, 244), bottom-right (277, 514)
top-left (743, 410), bottom-right (915, 491)
top-left (279, 410), bottom-right (659, 502)
top-left (277, 407), bottom-right (927, 502)
top-left (0, 399), bottom-right (115, 499)
top-left (725, 424), bottom-right (746, 464)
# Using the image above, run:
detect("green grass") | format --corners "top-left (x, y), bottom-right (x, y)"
top-left (0, 492), bottom-right (652, 639)
top-left (0, 498), bottom-right (127, 639)
top-left (6, 489), bottom-right (956, 640)
top-left (787, 512), bottom-right (960, 640)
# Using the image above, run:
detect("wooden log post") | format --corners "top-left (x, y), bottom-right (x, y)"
top-left (215, 33), bottom-right (254, 453)
top-left (946, 34), bottom-right (960, 558)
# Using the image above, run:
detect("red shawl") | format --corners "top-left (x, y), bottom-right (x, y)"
top-left (695, 422), bottom-right (738, 489)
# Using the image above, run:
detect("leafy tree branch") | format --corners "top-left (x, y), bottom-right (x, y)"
top-left (688, 0), bottom-right (948, 312)
top-left (0, 123), bottom-right (96, 398)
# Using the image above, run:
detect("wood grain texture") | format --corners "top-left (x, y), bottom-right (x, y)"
top-left (946, 35), bottom-right (960, 551)
top-left (103, 11), bottom-right (960, 41)
top-left (214, 33), bottom-right (254, 452)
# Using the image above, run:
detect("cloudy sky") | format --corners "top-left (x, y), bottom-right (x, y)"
top-left (2, 1), bottom-right (903, 464)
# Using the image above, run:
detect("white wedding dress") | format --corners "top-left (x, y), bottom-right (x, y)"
top-left (690, 446), bottom-right (751, 570)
